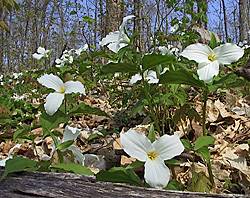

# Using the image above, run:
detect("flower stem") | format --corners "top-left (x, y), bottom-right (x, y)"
top-left (207, 160), bottom-right (215, 186)
top-left (64, 95), bottom-right (67, 114)
top-left (202, 88), bottom-right (208, 136)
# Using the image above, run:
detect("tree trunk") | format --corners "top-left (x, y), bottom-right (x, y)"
top-left (239, 0), bottom-right (250, 42)
top-left (221, 0), bottom-right (228, 42)
top-left (105, 0), bottom-right (124, 33)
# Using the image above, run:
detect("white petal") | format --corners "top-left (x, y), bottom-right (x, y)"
top-left (180, 43), bottom-right (213, 63)
top-left (64, 81), bottom-right (85, 94)
top-left (44, 92), bottom-right (64, 115)
top-left (38, 74), bottom-right (64, 92)
top-left (55, 58), bottom-right (63, 64)
top-left (214, 43), bottom-right (244, 65)
top-left (197, 61), bottom-right (219, 82)
top-left (144, 158), bottom-right (170, 188)
top-left (100, 31), bottom-right (120, 46)
top-left (153, 134), bottom-right (184, 161)
top-left (37, 47), bottom-right (46, 54)
top-left (130, 74), bottom-right (142, 84)
top-left (107, 42), bottom-right (127, 53)
top-left (68, 145), bottom-right (85, 165)
top-left (119, 15), bottom-right (135, 31)
top-left (63, 126), bottom-right (81, 142)
top-left (0, 156), bottom-right (11, 167)
top-left (146, 70), bottom-right (159, 84)
top-left (120, 129), bottom-right (152, 162)
top-left (32, 53), bottom-right (43, 60)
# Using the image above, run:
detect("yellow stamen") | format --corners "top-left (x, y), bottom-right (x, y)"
top-left (147, 151), bottom-right (159, 160)
top-left (208, 53), bottom-right (216, 61)
top-left (59, 86), bottom-right (66, 93)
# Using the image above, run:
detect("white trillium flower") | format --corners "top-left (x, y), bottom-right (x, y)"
top-left (120, 129), bottom-right (184, 188)
top-left (100, 15), bottom-right (135, 53)
top-left (37, 74), bottom-right (85, 115)
top-left (33, 47), bottom-right (50, 60)
top-left (180, 43), bottom-right (244, 82)
top-left (130, 70), bottom-right (159, 84)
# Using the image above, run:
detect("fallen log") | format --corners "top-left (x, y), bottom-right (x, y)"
top-left (0, 171), bottom-right (248, 198)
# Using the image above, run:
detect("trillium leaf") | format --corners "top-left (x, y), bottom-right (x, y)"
top-left (142, 54), bottom-right (176, 70)
top-left (1, 156), bottom-right (38, 179)
top-left (101, 62), bottom-right (138, 74)
top-left (160, 69), bottom-right (205, 88)
top-left (194, 136), bottom-right (215, 151)
top-left (56, 140), bottom-right (74, 151)
top-left (69, 103), bottom-right (108, 117)
top-left (50, 163), bottom-right (94, 176)
top-left (189, 171), bottom-right (212, 192)
top-left (147, 124), bottom-right (156, 142)
top-left (96, 167), bottom-right (143, 186)
top-left (40, 110), bottom-right (70, 131)
top-left (196, 147), bottom-right (211, 163)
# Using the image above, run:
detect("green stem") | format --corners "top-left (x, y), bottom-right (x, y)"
top-left (64, 95), bottom-right (67, 114)
top-left (207, 160), bottom-right (215, 186)
top-left (141, 72), bottom-right (161, 133)
top-left (202, 88), bottom-right (208, 136)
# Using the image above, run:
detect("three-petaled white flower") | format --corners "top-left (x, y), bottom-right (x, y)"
top-left (120, 129), bottom-right (184, 188)
top-left (100, 15), bottom-right (135, 53)
top-left (37, 74), bottom-right (85, 115)
top-left (33, 47), bottom-right (50, 60)
top-left (180, 43), bottom-right (244, 82)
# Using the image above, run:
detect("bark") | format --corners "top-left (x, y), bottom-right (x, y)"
top-left (221, 0), bottom-right (228, 41)
top-left (0, 171), bottom-right (247, 198)
top-left (105, 0), bottom-right (124, 33)
top-left (239, 0), bottom-right (250, 42)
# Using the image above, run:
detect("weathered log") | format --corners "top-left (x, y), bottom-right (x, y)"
top-left (0, 171), bottom-right (249, 198)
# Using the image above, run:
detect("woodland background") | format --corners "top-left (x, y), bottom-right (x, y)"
top-left (0, 0), bottom-right (250, 72)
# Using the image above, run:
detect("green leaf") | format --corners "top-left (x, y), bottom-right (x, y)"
top-left (96, 167), bottom-right (142, 186)
top-left (1, 156), bottom-right (38, 179)
top-left (142, 54), bottom-right (176, 70)
top-left (197, 146), bottom-right (210, 163)
top-left (165, 180), bottom-right (185, 191)
top-left (188, 171), bottom-right (212, 192)
top-left (69, 103), bottom-right (108, 117)
top-left (56, 140), bottom-right (74, 151)
top-left (209, 32), bottom-right (218, 49)
top-left (51, 163), bottom-right (94, 176)
top-left (181, 139), bottom-right (192, 150)
top-left (40, 110), bottom-right (70, 131)
top-left (209, 73), bottom-right (246, 92)
top-left (194, 136), bottom-right (215, 151)
top-left (101, 62), bottom-right (138, 74)
top-left (160, 69), bottom-right (204, 88)
top-left (147, 124), bottom-right (156, 142)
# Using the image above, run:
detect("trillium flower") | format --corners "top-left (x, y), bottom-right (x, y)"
top-left (180, 43), bottom-right (244, 82)
top-left (100, 15), bottom-right (135, 53)
top-left (37, 74), bottom-right (85, 115)
top-left (33, 47), bottom-right (50, 60)
top-left (130, 70), bottom-right (160, 84)
top-left (120, 129), bottom-right (184, 188)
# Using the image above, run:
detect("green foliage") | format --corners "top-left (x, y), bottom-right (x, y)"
top-left (50, 163), bottom-right (94, 176)
top-left (188, 172), bottom-right (212, 192)
top-left (56, 140), bottom-right (74, 151)
top-left (1, 156), bottom-right (38, 179)
top-left (96, 167), bottom-right (143, 186)
top-left (101, 62), bottom-right (138, 74)
top-left (69, 103), bottom-right (108, 117)
top-left (194, 136), bottom-right (215, 151)
top-left (142, 54), bottom-right (176, 70)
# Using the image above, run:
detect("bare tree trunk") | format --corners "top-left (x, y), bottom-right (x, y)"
top-left (221, 0), bottom-right (228, 41)
top-left (239, 0), bottom-right (250, 42)
top-left (105, 0), bottom-right (124, 33)
top-left (134, 0), bottom-right (143, 51)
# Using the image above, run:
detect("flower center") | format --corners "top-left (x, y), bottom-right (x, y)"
top-left (208, 53), bottom-right (216, 61)
top-left (59, 86), bottom-right (66, 93)
top-left (147, 151), bottom-right (159, 160)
